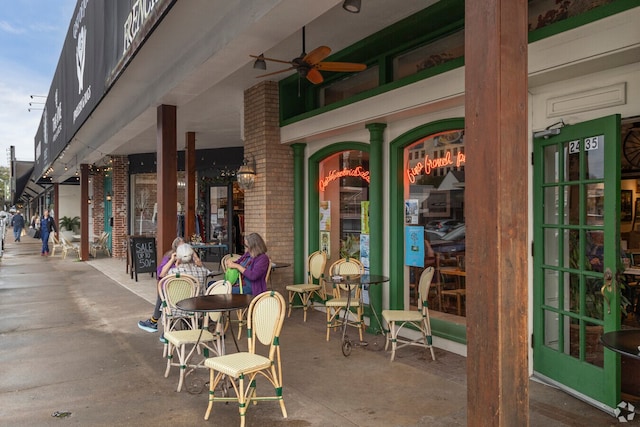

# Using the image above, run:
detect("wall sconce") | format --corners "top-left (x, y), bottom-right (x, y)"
top-left (88, 197), bottom-right (92, 204)
top-left (106, 192), bottom-right (112, 202)
top-left (342, 0), bottom-right (361, 13)
top-left (253, 54), bottom-right (267, 70)
top-left (236, 156), bottom-right (256, 190)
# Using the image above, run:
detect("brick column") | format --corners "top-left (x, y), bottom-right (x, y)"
top-left (111, 156), bottom-right (129, 259)
top-left (244, 81), bottom-right (294, 291)
top-left (92, 172), bottom-right (105, 239)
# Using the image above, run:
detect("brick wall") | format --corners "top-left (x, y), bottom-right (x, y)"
top-left (244, 81), bottom-right (294, 291)
top-left (92, 173), bottom-right (105, 238)
top-left (111, 156), bottom-right (129, 259)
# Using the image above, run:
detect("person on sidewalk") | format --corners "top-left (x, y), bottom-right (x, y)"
top-left (39, 210), bottom-right (57, 256)
top-left (168, 243), bottom-right (211, 295)
top-left (137, 236), bottom-right (183, 333)
top-left (226, 232), bottom-right (270, 295)
top-left (11, 210), bottom-right (25, 242)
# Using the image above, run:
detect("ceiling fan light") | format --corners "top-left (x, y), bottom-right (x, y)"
top-left (253, 54), bottom-right (267, 70)
top-left (342, 0), bottom-right (361, 13)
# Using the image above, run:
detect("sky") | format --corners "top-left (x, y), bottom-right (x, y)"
top-left (0, 0), bottom-right (76, 167)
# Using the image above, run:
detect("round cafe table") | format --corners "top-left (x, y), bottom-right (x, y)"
top-left (601, 329), bottom-right (640, 360)
top-left (325, 274), bottom-right (389, 357)
top-left (177, 294), bottom-right (253, 353)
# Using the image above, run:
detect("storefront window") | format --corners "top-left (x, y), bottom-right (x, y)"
top-left (318, 150), bottom-right (370, 271)
top-left (130, 172), bottom-right (187, 236)
top-left (403, 129), bottom-right (466, 316)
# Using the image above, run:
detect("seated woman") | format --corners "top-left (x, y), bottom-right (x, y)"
top-left (226, 232), bottom-right (270, 295)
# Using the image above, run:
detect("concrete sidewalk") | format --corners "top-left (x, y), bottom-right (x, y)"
top-left (0, 236), bottom-right (620, 426)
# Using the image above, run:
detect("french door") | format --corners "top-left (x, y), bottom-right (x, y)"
top-left (533, 114), bottom-right (621, 410)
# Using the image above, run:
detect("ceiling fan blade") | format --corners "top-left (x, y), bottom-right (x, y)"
top-left (315, 62), bottom-right (367, 72)
top-left (249, 54), bottom-right (293, 65)
top-left (306, 68), bottom-right (324, 84)
top-left (255, 67), bottom-right (296, 78)
top-left (304, 46), bottom-right (331, 66)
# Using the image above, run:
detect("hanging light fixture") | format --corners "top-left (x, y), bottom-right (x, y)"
top-left (342, 0), bottom-right (361, 13)
top-left (236, 156), bottom-right (256, 190)
top-left (253, 54), bottom-right (267, 70)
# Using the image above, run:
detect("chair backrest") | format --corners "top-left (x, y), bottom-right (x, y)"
top-left (205, 280), bottom-right (232, 324)
top-left (159, 273), bottom-right (199, 311)
top-left (221, 253), bottom-right (242, 272)
top-left (417, 266), bottom-right (435, 309)
top-left (329, 258), bottom-right (365, 296)
top-left (308, 251), bottom-right (327, 283)
top-left (246, 291), bottom-right (286, 361)
top-left (265, 256), bottom-right (273, 284)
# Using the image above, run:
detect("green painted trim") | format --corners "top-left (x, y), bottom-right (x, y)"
top-left (366, 123), bottom-right (386, 334)
top-left (280, 0), bottom-right (634, 125)
top-left (389, 118), bottom-right (466, 343)
top-left (528, 0), bottom-right (637, 43)
top-left (292, 143), bottom-right (306, 283)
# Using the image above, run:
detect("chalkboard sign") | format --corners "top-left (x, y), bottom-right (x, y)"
top-left (130, 237), bottom-right (157, 281)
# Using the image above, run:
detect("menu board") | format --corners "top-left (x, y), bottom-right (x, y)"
top-left (130, 237), bottom-right (157, 281)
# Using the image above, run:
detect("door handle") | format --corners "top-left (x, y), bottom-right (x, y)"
top-left (601, 267), bottom-right (613, 314)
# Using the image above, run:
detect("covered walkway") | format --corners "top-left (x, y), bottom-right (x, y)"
top-left (0, 238), bottom-right (619, 426)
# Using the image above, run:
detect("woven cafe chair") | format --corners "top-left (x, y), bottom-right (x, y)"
top-left (221, 253), bottom-right (242, 272)
top-left (164, 280), bottom-right (231, 392)
top-left (158, 273), bottom-right (199, 358)
top-left (60, 235), bottom-right (80, 259)
top-left (325, 257), bottom-right (365, 342)
top-left (285, 251), bottom-right (327, 321)
top-left (234, 257), bottom-right (272, 339)
top-left (90, 231), bottom-right (110, 258)
top-left (382, 266), bottom-right (436, 362)
top-left (49, 233), bottom-right (64, 256)
top-left (204, 291), bottom-right (287, 426)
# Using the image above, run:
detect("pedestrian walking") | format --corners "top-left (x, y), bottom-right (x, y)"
top-left (11, 210), bottom-right (25, 242)
top-left (40, 210), bottom-right (58, 256)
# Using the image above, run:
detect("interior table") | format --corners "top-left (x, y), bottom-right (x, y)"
top-left (325, 274), bottom-right (389, 357)
top-left (439, 267), bottom-right (466, 315)
top-left (601, 329), bottom-right (640, 360)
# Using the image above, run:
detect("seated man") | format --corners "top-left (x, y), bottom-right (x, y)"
top-left (169, 243), bottom-right (212, 294)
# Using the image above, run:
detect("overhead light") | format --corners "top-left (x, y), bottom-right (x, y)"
top-left (253, 54), bottom-right (267, 70)
top-left (342, 0), bottom-right (361, 13)
top-left (236, 156), bottom-right (256, 190)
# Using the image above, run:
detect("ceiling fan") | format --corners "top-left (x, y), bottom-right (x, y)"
top-left (250, 27), bottom-right (366, 85)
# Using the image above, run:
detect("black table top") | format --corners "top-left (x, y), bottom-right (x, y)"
top-left (601, 329), bottom-right (640, 360)
top-left (326, 274), bottom-right (390, 285)
top-left (176, 294), bottom-right (253, 312)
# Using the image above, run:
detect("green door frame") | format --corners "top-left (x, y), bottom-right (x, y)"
top-left (533, 114), bottom-right (621, 410)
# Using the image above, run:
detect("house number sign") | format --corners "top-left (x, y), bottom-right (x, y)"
top-left (569, 135), bottom-right (603, 154)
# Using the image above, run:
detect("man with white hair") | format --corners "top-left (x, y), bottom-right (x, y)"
top-left (169, 243), bottom-right (212, 294)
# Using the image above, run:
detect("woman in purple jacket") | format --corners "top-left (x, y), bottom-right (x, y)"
top-left (227, 232), bottom-right (270, 295)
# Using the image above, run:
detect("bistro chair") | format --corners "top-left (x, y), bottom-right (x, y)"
top-left (285, 251), bottom-right (327, 321)
top-left (90, 231), bottom-right (111, 258)
top-left (221, 253), bottom-right (242, 272)
top-left (60, 235), bottom-right (80, 259)
top-left (325, 257), bottom-right (365, 342)
top-left (382, 266), bottom-right (436, 362)
top-left (49, 233), bottom-right (64, 256)
top-left (164, 280), bottom-right (231, 392)
top-left (204, 291), bottom-right (287, 426)
top-left (158, 273), bottom-right (199, 358)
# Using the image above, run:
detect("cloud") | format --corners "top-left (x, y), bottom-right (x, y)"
top-left (0, 20), bottom-right (26, 35)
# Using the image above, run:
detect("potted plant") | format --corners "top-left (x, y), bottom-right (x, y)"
top-left (59, 216), bottom-right (80, 242)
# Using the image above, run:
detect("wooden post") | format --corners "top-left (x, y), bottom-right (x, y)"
top-left (157, 105), bottom-right (177, 264)
top-left (465, 0), bottom-right (529, 425)
top-left (80, 163), bottom-right (90, 261)
top-left (185, 131), bottom-right (196, 240)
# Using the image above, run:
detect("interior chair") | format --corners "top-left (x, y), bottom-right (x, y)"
top-left (285, 251), bottom-right (327, 321)
top-left (204, 291), bottom-right (287, 426)
top-left (164, 280), bottom-right (231, 392)
top-left (158, 273), bottom-right (200, 358)
top-left (382, 266), bottom-right (436, 362)
top-left (49, 233), bottom-right (64, 256)
top-left (90, 231), bottom-right (110, 258)
top-left (60, 235), bottom-right (80, 259)
top-left (325, 257), bottom-right (365, 342)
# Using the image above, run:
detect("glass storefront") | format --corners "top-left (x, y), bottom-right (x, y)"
top-left (318, 149), bottom-right (370, 273)
top-left (403, 129), bottom-right (466, 316)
